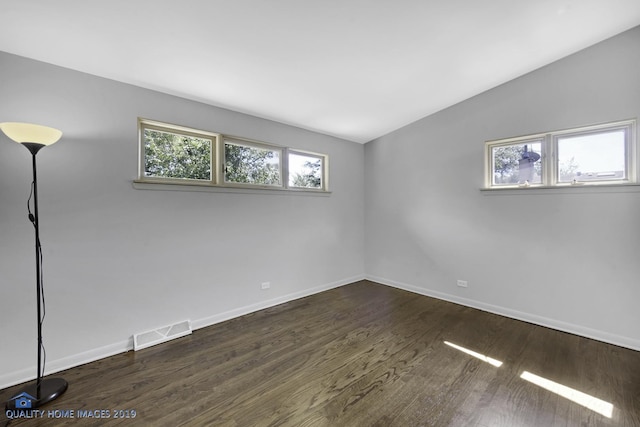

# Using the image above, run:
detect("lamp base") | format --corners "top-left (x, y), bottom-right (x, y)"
top-left (5, 377), bottom-right (68, 410)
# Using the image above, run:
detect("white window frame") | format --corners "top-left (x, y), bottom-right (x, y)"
top-left (486, 136), bottom-right (546, 188)
top-left (286, 149), bottom-right (329, 191)
top-left (138, 118), bottom-right (219, 185)
top-left (485, 119), bottom-right (637, 189)
top-left (137, 118), bottom-right (330, 193)
top-left (221, 136), bottom-right (285, 189)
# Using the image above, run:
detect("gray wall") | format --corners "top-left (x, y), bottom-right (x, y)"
top-left (0, 52), bottom-right (365, 388)
top-left (365, 26), bottom-right (640, 350)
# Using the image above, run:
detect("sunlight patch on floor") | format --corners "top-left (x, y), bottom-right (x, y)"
top-left (520, 371), bottom-right (613, 418)
top-left (443, 341), bottom-right (503, 367)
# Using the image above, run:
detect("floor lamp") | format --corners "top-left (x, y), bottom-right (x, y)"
top-left (1, 122), bottom-right (68, 410)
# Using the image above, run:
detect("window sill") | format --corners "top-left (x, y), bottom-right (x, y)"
top-left (132, 180), bottom-right (331, 196)
top-left (480, 182), bottom-right (640, 195)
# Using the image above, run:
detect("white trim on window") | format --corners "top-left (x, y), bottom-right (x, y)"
top-left (484, 119), bottom-right (637, 190)
top-left (286, 149), bottom-right (328, 191)
top-left (136, 118), bottom-right (330, 193)
top-left (138, 118), bottom-right (219, 185)
top-left (222, 136), bottom-right (284, 189)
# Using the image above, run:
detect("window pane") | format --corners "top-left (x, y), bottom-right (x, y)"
top-left (224, 142), bottom-right (281, 185)
top-left (144, 129), bottom-right (212, 180)
top-left (492, 141), bottom-right (542, 185)
top-left (557, 130), bottom-right (626, 182)
top-left (289, 153), bottom-right (323, 188)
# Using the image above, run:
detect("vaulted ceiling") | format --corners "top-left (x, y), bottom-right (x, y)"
top-left (1, 1), bottom-right (639, 143)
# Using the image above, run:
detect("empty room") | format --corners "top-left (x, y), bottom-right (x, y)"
top-left (1, 2), bottom-right (639, 426)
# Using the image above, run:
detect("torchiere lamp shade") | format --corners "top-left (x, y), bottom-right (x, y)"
top-left (0, 122), bottom-right (62, 145)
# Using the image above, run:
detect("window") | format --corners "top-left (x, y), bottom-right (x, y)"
top-left (485, 120), bottom-right (637, 188)
top-left (137, 119), bottom-right (329, 192)
top-left (140, 120), bottom-right (217, 183)
top-left (490, 139), bottom-right (543, 186)
top-left (224, 138), bottom-right (282, 187)
top-left (288, 151), bottom-right (325, 189)
top-left (555, 127), bottom-right (628, 183)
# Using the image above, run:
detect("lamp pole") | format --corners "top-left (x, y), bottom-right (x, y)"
top-left (24, 143), bottom-right (46, 402)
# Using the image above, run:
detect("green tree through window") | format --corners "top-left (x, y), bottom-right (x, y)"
top-left (492, 143), bottom-right (542, 185)
top-left (224, 143), bottom-right (281, 185)
top-left (139, 119), bottom-right (328, 191)
top-left (144, 129), bottom-right (212, 180)
top-left (291, 159), bottom-right (322, 188)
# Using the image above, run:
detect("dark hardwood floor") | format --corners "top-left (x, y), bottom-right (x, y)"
top-left (2, 280), bottom-right (639, 426)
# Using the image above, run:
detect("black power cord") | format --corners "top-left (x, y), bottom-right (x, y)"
top-left (27, 181), bottom-right (48, 394)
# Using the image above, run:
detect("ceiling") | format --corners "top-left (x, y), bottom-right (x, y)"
top-left (1, 1), bottom-right (639, 143)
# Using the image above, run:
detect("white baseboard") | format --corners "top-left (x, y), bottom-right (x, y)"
top-left (0, 274), bottom-right (366, 391)
top-left (0, 340), bottom-right (132, 391)
top-left (366, 274), bottom-right (640, 352)
top-left (192, 274), bottom-right (365, 330)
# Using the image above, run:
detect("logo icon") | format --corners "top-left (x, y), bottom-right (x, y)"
top-left (10, 392), bottom-right (35, 409)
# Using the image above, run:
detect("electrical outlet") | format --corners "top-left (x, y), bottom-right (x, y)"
top-left (261, 282), bottom-right (271, 290)
top-left (457, 280), bottom-right (468, 288)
